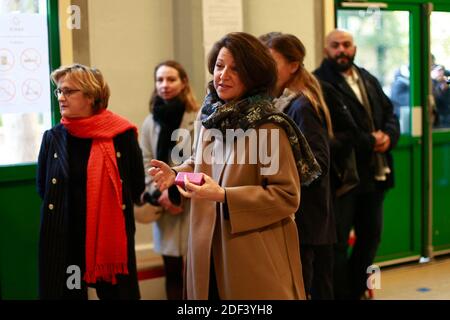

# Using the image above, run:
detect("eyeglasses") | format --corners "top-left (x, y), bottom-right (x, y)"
top-left (53, 88), bottom-right (81, 98)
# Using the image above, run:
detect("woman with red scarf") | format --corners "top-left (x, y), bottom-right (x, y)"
top-left (37, 64), bottom-right (145, 299)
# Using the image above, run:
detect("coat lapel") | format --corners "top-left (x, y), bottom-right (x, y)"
top-left (211, 133), bottom-right (233, 184)
top-left (337, 80), bottom-right (361, 105)
top-left (328, 67), bottom-right (373, 122)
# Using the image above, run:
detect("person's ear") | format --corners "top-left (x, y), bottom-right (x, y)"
top-left (290, 62), bottom-right (300, 74)
top-left (181, 79), bottom-right (187, 90)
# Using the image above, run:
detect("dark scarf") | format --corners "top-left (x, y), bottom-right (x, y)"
top-left (200, 83), bottom-right (321, 186)
top-left (153, 96), bottom-right (185, 163)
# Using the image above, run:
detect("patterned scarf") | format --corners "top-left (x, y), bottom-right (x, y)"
top-left (200, 84), bottom-right (321, 186)
top-left (61, 110), bottom-right (137, 284)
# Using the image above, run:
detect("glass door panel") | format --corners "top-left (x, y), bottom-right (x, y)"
top-left (338, 9), bottom-right (411, 134)
top-left (0, 0), bottom-right (53, 166)
top-left (431, 12), bottom-right (450, 130)
top-left (337, 5), bottom-right (422, 263)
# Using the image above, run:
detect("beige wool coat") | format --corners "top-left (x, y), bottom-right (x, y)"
top-left (140, 110), bottom-right (197, 256)
top-left (174, 122), bottom-right (306, 300)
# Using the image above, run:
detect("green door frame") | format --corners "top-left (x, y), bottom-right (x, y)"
top-left (428, 2), bottom-right (450, 254)
top-left (335, 0), bottom-right (431, 263)
top-left (337, 0), bottom-right (450, 260)
top-left (0, 0), bottom-right (60, 299)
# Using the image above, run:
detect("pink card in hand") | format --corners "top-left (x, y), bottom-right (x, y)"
top-left (175, 172), bottom-right (205, 188)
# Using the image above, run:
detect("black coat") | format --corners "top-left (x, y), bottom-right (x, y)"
top-left (285, 95), bottom-right (335, 245)
top-left (320, 80), bottom-right (360, 196)
top-left (36, 124), bottom-right (145, 299)
top-left (314, 59), bottom-right (400, 192)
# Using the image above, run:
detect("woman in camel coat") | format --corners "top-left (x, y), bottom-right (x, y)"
top-left (149, 32), bottom-right (321, 300)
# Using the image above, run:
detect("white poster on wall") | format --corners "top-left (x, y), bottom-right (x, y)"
top-left (0, 12), bottom-right (51, 114)
top-left (202, 0), bottom-right (243, 80)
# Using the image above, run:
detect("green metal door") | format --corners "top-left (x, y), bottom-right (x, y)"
top-left (430, 4), bottom-right (450, 255)
top-left (336, 2), bottom-right (424, 264)
top-left (0, 0), bottom-right (60, 299)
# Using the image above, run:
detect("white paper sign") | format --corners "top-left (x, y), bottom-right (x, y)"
top-left (0, 12), bottom-right (51, 114)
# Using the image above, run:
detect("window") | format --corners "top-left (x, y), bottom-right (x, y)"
top-left (0, 0), bottom-right (52, 165)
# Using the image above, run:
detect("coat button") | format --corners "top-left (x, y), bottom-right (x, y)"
top-left (53, 153), bottom-right (58, 159)
top-left (116, 152), bottom-right (121, 158)
top-left (48, 204), bottom-right (54, 210)
top-left (51, 178), bottom-right (57, 184)
top-left (122, 204), bottom-right (126, 210)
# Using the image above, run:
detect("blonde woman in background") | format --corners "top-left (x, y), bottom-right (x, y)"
top-left (140, 60), bottom-right (199, 300)
top-left (261, 33), bottom-right (335, 299)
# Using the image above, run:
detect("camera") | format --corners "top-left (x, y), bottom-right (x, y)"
top-left (142, 189), bottom-right (162, 206)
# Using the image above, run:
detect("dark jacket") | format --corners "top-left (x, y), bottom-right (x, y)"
top-left (285, 95), bottom-right (335, 245)
top-left (314, 59), bottom-right (400, 192)
top-left (320, 80), bottom-right (360, 196)
top-left (36, 124), bottom-right (145, 299)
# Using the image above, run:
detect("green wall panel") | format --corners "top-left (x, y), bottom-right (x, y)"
top-left (375, 142), bottom-right (421, 262)
top-left (432, 140), bottom-right (450, 251)
top-left (0, 180), bottom-right (40, 299)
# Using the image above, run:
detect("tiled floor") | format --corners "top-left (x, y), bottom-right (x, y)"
top-left (373, 255), bottom-right (450, 300)
top-left (132, 254), bottom-right (450, 300)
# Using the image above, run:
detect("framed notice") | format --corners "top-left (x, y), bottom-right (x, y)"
top-left (202, 0), bottom-right (243, 79)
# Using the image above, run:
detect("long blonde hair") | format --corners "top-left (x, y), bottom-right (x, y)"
top-left (262, 34), bottom-right (333, 137)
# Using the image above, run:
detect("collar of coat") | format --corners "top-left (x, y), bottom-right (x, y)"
top-left (199, 84), bottom-right (322, 186)
top-left (273, 88), bottom-right (301, 113)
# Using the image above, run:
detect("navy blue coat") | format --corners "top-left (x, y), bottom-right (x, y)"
top-left (285, 96), bottom-right (335, 245)
top-left (36, 124), bottom-right (145, 299)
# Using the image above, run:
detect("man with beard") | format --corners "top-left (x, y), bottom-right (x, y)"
top-left (314, 29), bottom-right (400, 300)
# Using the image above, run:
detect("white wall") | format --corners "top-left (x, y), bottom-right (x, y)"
top-left (88, 0), bottom-right (174, 128)
top-left (243, 0), bottom-right (320, 71)
top-left (173, 0), bottom-right (206, 103)
top-left (59, 0), bottom-right (73, 65)
top-left (87, 0), bottom-right (175, 268)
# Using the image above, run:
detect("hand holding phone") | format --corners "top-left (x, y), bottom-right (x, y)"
top-left (174, 172), bottom-right (205, 189)
top-left (175, 172), bottom-right (225, 203)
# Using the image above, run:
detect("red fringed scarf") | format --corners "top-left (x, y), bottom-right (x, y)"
top-left (61, 110), bottom-right (138, 284)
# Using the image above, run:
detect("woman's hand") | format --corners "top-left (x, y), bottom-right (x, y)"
top-left (177, 173), bottom-right (225, 203)
top-left (158, 189), bottom-right (183, 215)
top-left (148, 159), bottom-right (176, 191)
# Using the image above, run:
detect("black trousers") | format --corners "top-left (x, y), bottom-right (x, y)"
top-left (300, 244), bottom-right (334, 300)
top-left (208, 256), bottom-right (220, 300)
top-left (333, 189), bottom-right (384, 300)
top-left (162, 255), bottom-right (184, 300)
